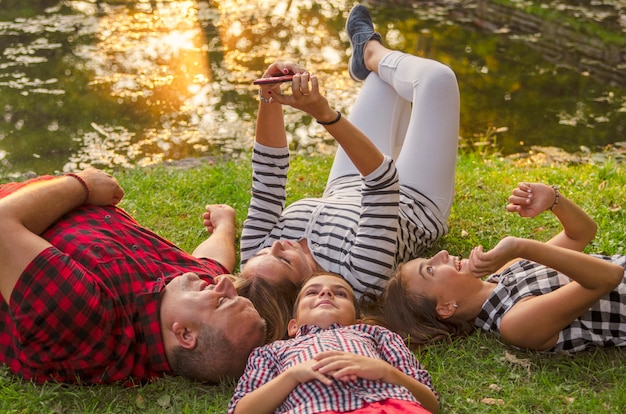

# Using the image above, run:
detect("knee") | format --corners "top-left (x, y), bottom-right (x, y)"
top-left (422, 61), bottom-right (458, 90)
top-left (416, 60), bottom-right (459, 101)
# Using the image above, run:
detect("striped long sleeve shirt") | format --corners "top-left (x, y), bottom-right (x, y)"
top-left (240, 143), bottom-right (447, 296)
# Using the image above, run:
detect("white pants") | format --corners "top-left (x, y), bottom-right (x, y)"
top-left (326, 51), bottom-right (459, 217)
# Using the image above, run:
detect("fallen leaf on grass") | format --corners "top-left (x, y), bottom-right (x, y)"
top-left (480, 398), bottom-right (505, 405)
top-left (504, 350), bottom-right (532, 375)
top-left (135, 395), bottom-right (145, 408)
top-left (158, 394), bottom-right (171, 408)
top-left (488, 383), bottom-right (502, 392)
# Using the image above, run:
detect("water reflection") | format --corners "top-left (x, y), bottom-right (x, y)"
top-left (75, 0), bottom-right (215, 168)
top-left (0, 0), bottom-right (624, 178)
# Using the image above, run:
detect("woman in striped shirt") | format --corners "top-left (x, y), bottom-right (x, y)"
top-left (228, 5), bottom-right (459, 343)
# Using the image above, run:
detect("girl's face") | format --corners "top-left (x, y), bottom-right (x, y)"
top-left (287, 274), bottom-right (357, 335)
top-left (400, 250), bottom-right (472, 300)
top-left (243, 240), bottom-right (315, 285)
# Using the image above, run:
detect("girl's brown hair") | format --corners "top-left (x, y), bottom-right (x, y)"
top-left (234, 275), bottom-right (299, 344)
top-left (381, 263), bottom-right (475, 348)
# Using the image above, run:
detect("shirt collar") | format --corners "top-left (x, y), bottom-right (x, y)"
top-left (296, 323), bottom-right (344, 336)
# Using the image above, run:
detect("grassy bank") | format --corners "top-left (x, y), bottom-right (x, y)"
top-left (1, 153), bottom-right (625, 413)
top-left (490, 0), bottom-right (626, 47)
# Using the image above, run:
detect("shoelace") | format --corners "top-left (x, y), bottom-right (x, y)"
top-left (351, 31), bottom-right (376, 46)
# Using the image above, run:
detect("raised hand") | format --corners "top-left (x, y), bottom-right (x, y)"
top-left (506, 182), bottom-right (556, 218)
top-left (266, 72), bottom-right (338, 123)
top-left (202, 204), bottom-right (236, 234)
top-left (257, 61), bottom-right (308, 98)
top-left (468, 237), bottom-right (520, 277)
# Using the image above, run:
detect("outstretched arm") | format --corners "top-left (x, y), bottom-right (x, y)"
top-left (506, 182), bottom-right (596, 251)
top-left (0, 168), bottom-right (124, 299)
top-left (475, 182), bottom-right (599, 276)
top-left (193, 204), bottom-right (237, 272)
top-left (471, 236), bottom-right (623, 350)
top-left (267, 71), bottom-right (384, 177)
top-left (239, 62), bottom-right (308, 264)
top-left (255, 61), bottom-right (307, 148)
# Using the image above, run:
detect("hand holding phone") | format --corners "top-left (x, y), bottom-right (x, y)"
top-left (253, 75), bottom-right (294, 85)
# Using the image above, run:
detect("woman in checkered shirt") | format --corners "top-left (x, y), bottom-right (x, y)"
top-left (381, 182), bottom-right (626, 353)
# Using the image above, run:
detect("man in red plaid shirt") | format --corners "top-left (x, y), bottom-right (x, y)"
top-left (0, 168), bottom-right (266, 385)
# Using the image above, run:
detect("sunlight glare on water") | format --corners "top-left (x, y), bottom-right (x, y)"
top-left (73, 1), bottom-right (215, 168)
top-left (0, 0), bottom-right (624, 178)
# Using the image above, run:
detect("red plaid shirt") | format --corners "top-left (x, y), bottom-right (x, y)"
top-left (0, 177), bottom-right (228, 384)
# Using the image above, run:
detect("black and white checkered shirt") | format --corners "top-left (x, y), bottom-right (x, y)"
top-left (476, 254), bottom-right (626, 352)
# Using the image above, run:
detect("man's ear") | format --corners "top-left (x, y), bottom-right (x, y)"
top-left (172, 322), bottom-right (198, 349)
top-left (287, 318), bottom-right (299, 337)
top-left (436, 302), bottom-right (457, 320)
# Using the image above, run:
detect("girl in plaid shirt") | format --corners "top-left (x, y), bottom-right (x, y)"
top-left (381, 182), bottom-right (626, 353)
top-left (229, 272), bottom-right (438, 414)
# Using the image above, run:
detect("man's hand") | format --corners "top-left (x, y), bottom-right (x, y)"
top-left (193, 204), bottom-right (237, 270)
top-left (202, 204), bottom-right (236, 234)
top-left (78, 168), bottom-right (124, 206)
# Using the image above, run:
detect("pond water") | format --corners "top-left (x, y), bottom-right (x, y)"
top-left (1, 0), bottom-right (625, 178)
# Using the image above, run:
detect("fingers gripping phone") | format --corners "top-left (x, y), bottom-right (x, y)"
top-left (253, 74), bottom-right (294, 85)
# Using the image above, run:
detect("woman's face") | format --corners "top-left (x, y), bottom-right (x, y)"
top-left (400, 250), bottom-right (472, 300)
top-left (242, 240), bottom-right (315, 285)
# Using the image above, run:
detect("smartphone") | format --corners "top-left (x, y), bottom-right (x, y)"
top-left (253, 75), bottom-right (294, 85)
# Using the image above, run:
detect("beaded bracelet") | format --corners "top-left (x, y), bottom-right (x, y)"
top-left (65, 173), bottom-right (90, 204)
top-left (549, 185), bottom-right (560, 210)
top-left (316, 111), bottom-right (342, 126)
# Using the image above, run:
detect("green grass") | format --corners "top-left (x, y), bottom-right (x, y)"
top-left (490, 0), bottom-right (626, 47)
top-left (2, 152), bottom-right (625, 413)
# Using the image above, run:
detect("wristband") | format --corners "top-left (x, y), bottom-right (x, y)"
top-left (316, 111), bottom-right (342, 126)
top-left (65, 173), bottom-right (90, 204)
top-left (549, 185), bottom-right (560, 210)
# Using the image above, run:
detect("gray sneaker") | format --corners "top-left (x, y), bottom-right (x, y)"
top-left (346, 4), bottom-right (383, 81)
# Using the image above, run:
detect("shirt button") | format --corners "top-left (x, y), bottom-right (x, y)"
top-left (313, 243), bottom-right (320, 249)
top-left (131, 245), bottom-right (139, 250)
